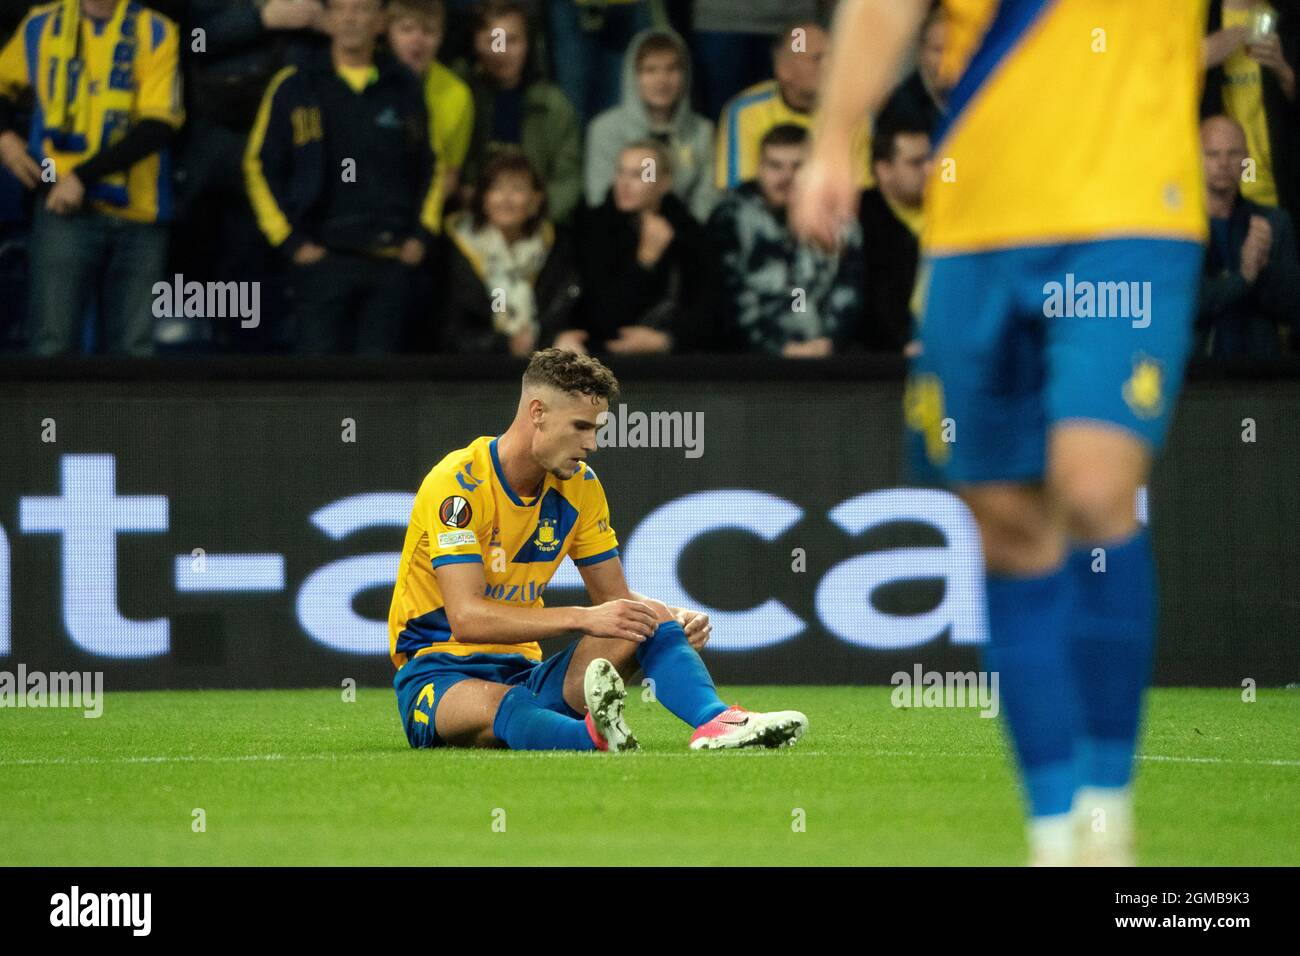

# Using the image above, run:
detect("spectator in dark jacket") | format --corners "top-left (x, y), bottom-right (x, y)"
top-left (174, 0), bottom-right (329, 350)
top-left (1203, 0), bottom-right (1300, 234)
top-left (441, 149), bottom-right (579, 355)
top-left (709, 124), bottom-right (861, 357)
top-left (563, 139), bottom-right (716, 356)
top-left (1198, 115), bottom-right (1300, 357)
top-left (244, 0), bottom-right (438, 355)
top-left (458, 1), bottom-right (582, 223)
top-left (857, 111), bottom-right (929, 353)
top-left (882, 2), bottom-right (949, 135)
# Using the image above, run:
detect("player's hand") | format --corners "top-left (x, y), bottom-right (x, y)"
top-left (293, 241), bottom-right (328, 265)
top-left (0, 131), bottom-right (41, 189)
top-left (1241, 214), bottom-right (1273, 283)
top-left (676, 608), bottom-right (712, 651)
top-left (790, 154), bottom-right (858, 253)
top-left (578, 599), bottom-right (659, 643)
top-left (553, 329), bottom-right (589, 354)
top-left (606, 325), bottom-right (671, 354)
top-left (45, 170), bottom-right (85, 215)
top-left (398, 237), bottom-right (425, 266)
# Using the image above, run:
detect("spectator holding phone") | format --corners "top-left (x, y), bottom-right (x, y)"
top-left (1204, 1), bottom-right (1300, 231)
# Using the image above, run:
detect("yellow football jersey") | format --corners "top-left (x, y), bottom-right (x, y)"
top-left (388, 436), bottom-right (620, 669)
top-left (926, 0), bottom-right (1208, 254)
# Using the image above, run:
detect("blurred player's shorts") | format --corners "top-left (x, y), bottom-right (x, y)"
top-left (904, 237), bottom-right (1205, 485)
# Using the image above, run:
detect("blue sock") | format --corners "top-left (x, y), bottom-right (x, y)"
top-left (1066, 529), bottom-right (1156, 789)
top-left (636, 620), bottom-right (728, 728)
top-left (491, 685), bottom-right (595, 751)
top-left (982, 565), bottom-right (1081, 818)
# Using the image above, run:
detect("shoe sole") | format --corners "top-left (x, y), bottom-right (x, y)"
top-left (690, 712), bottom-right (808, 750)
top-left (583, 658), bottom-right (638, 753)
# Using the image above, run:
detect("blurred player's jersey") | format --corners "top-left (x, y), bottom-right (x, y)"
top-left (925, 0), bottom-right (1208, 254)
top-left (0, 0), bottom-right (183, 223)
top-left (388, 436), bottom-right (620, 669)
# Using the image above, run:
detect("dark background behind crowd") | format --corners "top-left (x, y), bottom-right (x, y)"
top-left (0, 0), bottom-right (1298, 360)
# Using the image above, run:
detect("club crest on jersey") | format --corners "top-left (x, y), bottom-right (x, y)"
top-left (1123, 355), bottom-right (1163, 419)
top-left (439, 495), bottom-right (472, 528)
top-left (532, 517), bottom-right (560, 553)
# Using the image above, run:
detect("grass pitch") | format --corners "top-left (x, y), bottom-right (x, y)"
top-left (1, 686), bottom-right (1295, 866)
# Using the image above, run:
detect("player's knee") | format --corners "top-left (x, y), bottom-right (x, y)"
top-left (1050, 469), bottom-right (1139, 542)
top-left (640, 598), bottom-right (676, 624)
top-left (962, 488), bottom-right (1059, 573)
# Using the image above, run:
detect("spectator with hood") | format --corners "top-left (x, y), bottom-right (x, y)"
top-left (584, 27), bottom-right (717, 221)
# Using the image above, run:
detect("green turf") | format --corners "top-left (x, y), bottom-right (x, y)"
top-left (0, 686), bottom-right (1295, 866)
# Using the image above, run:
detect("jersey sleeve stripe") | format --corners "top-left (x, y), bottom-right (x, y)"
top-left (431, 554), bottom-right (483, 569)
top-left (573, 547), bottom-right (619, 567)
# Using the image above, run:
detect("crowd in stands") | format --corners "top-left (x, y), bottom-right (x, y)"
top-left (0, 0), bottom-right (1298, 360)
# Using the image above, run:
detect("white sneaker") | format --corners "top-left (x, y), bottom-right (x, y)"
top-left (688, 705), bottom-right (808, 750)
top-left (583, 658), bottom-right (638, 753)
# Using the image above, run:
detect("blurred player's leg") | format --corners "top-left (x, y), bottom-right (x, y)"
top-left (960, 483), bottom-right (1081, 866)
top-left (1050, 425), bottom-right (1155, 867)
top-left (1040, 238), bottom-right (1202, 865)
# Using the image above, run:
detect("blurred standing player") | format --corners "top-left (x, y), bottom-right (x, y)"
top-left (389, 348), bottom-right (808, 752)
top-left (793, 1), bottom-right (1208, 864)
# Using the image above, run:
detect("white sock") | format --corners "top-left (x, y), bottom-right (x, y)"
top-left (1074, 785), bottom-right (1134, 840)
top-left (1028, 812), bottom-right (1077, 864)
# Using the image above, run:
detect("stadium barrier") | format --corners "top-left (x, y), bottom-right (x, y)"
top-left (1, 355), bottom-right (1297, 688)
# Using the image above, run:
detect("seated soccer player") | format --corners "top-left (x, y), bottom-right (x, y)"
top-left (388, 348), bottom-right (808, 752)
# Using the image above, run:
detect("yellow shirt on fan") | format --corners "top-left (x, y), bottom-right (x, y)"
top-left (0, 0), bottom-right (183, 222)
top-left (1220, 4), bottom-right (1279, 207)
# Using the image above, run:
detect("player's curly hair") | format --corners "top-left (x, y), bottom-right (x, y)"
top-left (523, 348), bottom-right (620, 402)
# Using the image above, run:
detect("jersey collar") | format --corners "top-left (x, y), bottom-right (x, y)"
top-left (489, 436), bottom-right (543, 508)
